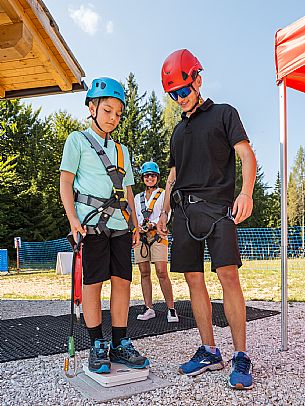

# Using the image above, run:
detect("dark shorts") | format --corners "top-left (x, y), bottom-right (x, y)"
top-left (170, 200), bottom-right (242, 273)
top-left (82, 231), bottom-right (132, 285)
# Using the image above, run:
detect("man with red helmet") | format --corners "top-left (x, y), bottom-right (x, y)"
top-left (158, 49), bottom-right (256, 390)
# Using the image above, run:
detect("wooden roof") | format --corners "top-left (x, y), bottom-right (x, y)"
top-left (0, 0), bottom-right (86, 99)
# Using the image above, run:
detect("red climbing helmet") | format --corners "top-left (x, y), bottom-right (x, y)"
top-left (161, 49), bottom-right (203, 93)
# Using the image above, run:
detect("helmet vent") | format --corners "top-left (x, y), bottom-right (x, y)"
top-left (182, 71), bottom-right (188, 80)
top-left (101, 82), bottom-right (106, 89)
top-left (191, 70), bottom-right (197, 80)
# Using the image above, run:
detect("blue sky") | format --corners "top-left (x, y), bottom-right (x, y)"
top-left (25, 1), bottom-right (305, 188)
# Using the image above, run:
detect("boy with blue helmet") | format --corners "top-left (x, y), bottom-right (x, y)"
top-left (134, 162), bottom-right (178, 322)
top-left (60, 77), bottom-right (149, 374)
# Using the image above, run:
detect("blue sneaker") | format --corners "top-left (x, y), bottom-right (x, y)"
top-left (179, 346), bottom-right (224, 376)
top-left (88, 339), bottom-right (111, 374)
top-left (109, 338), bottom-right (150, 369)
top-left (228, 352), bottom-right (253, 390)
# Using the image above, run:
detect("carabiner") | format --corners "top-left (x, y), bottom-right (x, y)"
top-left (64, 355), bottom-right (78, 378)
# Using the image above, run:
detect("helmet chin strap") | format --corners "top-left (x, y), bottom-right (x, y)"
top-left (91, 99), bottom-right (110, 147)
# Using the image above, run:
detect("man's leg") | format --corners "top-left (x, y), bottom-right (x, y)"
top-left (138, 262), bottom-right (153, 309)
top-left (184, 271), bottom-right (215, 345)
top-left (216, 265), bottom-right (253, 390)
top-left (155, 261), bottom-right (174, 309)
top-left (179, 271), bottom-right (224, 375)
top-left (216, 265), bottom-right (246, 351)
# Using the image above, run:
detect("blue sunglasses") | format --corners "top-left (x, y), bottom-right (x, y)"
top-left (169, 85), bottom-right (192, 101)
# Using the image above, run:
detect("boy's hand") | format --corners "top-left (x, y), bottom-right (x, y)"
top-left (70, 217), bottom-right (87, 243)
top-left (157, 213), bottom-right (168, 238)
top-left (132, 228), bottom-right (140, 248)
top-left (232, 193), bottom-right (253, 224)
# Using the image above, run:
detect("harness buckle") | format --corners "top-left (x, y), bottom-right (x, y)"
top-left (113, 187), bottom-right (125, 200)
top-left (188, 195), bottom-right (199, 204)
top-left (106, 165), bottom-right (117, 173)
top-left (117, 166), bottom-right (126, 176)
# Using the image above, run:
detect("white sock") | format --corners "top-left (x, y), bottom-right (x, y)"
top-left (203, 345), bottom-right (218, 354)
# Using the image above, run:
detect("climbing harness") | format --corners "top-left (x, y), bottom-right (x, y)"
top-left (139, 188), bottom-right (168, 258)
top-left (172, 190), bottom-right (234, 242)
top-left (74, 131), bottom-right (135, 237)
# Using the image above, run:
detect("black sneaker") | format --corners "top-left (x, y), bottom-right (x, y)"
top-left (88, 339), bottom-right (111, 374)
top-left (109, 338), bottom-right (150, 369)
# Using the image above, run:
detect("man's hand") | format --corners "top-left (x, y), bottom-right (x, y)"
top-left (232, 193), bottom-right (253, 224)
top-left (132, 228), bottom-right (140, 248)
top-left (157, 212), bottom-right (168, 238)
top-left (70, 217), bottom-right (87, 243)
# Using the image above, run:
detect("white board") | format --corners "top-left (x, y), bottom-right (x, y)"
top-left (83, 363), bottom-right (149, 388)
top-left (56, 252), bottom-right (73, 275)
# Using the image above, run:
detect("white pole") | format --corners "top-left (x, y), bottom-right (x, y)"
top-left (279, 79), bottom-right (288, 351)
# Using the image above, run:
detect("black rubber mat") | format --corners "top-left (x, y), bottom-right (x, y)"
top-left (0, 301), bottom-right (279, 363)
top-left (154, 301), bottom-right (280, 328)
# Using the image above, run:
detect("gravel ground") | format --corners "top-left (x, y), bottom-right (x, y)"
top-left (0, 300), bottom-right (304, 406)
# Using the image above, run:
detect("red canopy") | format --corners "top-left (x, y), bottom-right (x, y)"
top-left (275, 16), bottom-right (305, 92)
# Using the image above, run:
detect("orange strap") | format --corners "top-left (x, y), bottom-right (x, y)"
top-left (115, 142), bottom-right (125, 174)
top-left (147, 229), bottom-right (168, 246)
top-left (147, 188), bottom-right (164, 213)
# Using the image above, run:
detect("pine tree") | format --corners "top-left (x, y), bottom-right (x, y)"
top-left (267, 172), bottom-right (281, 227)
top-left (235, 154), bottom-right (270, 227)
top-left (139, 91), bottom-right (169, 191)
top-left (287, 146), bottom-right (305, 226)
top-left (162, 94), bottom-right (181, 136)
top-left (114, 73), bottom-right (146, 173)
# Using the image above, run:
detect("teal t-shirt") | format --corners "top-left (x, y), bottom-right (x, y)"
top-left (60, 128), bottom-right (134, 230)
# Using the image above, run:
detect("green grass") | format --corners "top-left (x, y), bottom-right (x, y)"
top-left (1, 261), bottom-right (304, 301)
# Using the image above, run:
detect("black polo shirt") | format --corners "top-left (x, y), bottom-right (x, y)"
top-left (169, 98), bottom-right (249, 206)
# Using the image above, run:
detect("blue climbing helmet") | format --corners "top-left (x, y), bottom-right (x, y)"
top-left (140, 162), bottom-right (160, 178)
top-left (85, 77), bottom-right (126, 107)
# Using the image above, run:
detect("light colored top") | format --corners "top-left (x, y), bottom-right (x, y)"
top-left (134, 188), bottom-right (168, 227)
top-left (60, 127), bottom-right (134, 229)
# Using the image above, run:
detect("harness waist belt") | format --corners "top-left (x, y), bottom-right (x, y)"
top-left (86, 226), bottom-right (129, 238)
top-left (75, 191), bottom-right (127, 210)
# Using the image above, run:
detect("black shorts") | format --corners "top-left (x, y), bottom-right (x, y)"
top-left (82, 231), bottom-right (132, 285)
top-left (170, 200), bottom-right (242, 273)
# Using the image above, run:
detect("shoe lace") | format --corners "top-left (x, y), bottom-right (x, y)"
top-left (232, 356), bottom-right (253, 374)
top-left (121, 341), bottom-right (140, 358)
top-left (95, 343), bottom-right (108, 359)
top-left (190, 346), bottom-right (211, 362)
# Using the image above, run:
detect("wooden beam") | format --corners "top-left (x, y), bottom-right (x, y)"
top-left (32, 42), bottom-right (72, 91)
top-left (0, 1), bottom-right (20, 22)
top-left (0, 84), bottom-right (5, 97)
top-left (26, 0), bottom-right (84, 80)
top-left (0, 11), bottom-right (12, 25)
top-left (0, 21), bottom-right (33, 60)
top-left (0, 0), bottom-right (73, 91)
